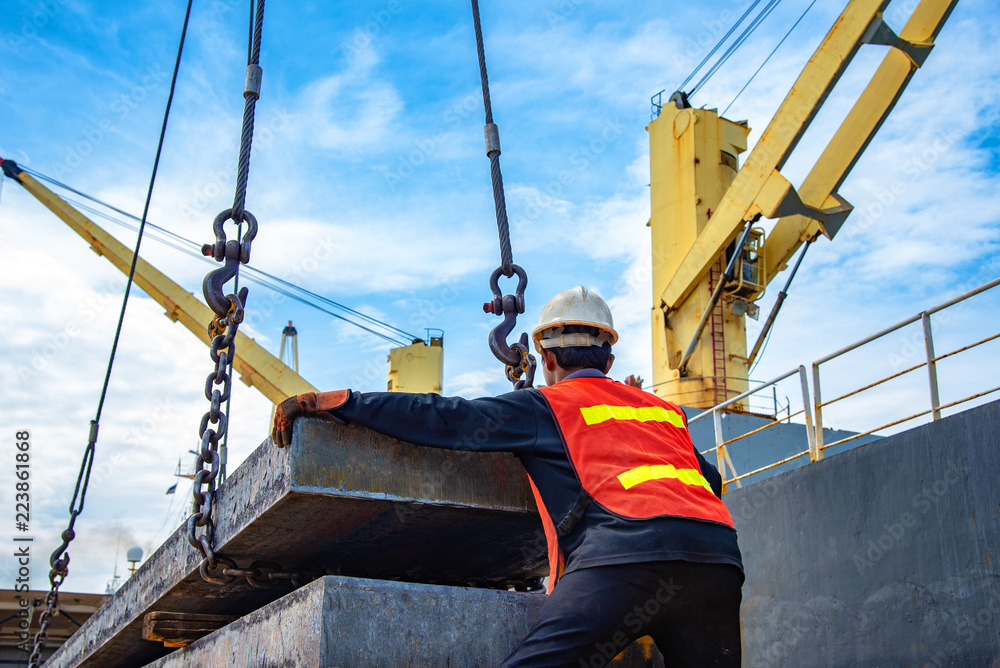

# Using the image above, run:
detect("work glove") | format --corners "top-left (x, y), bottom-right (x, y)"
top-left (271, 390), bottom-right (350, 448)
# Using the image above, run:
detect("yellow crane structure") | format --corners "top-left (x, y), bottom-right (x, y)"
top-left (648, 0), bottom-right (956, 409)
top-left (388, 333), bottom-right (444, 393)
top-left (1, 160), bottom-right (443, 400)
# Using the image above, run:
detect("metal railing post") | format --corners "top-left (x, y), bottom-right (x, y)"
top-left (922, 312), bottom-right (941, 420)
top-left (713, 409), bottom-right (727, 493)
top-left (811, 362), bottom-right (824, 453)
top-left (799, 365), bottom-right (819, 461)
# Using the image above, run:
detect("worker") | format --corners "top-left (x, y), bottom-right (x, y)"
top-left (272, 286), bottom-right (743, 667)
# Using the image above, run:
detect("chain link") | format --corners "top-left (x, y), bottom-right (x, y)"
top-left (181, 0), bottom-right (347, 596)
top-left (187, 308), bottom-right (238, 581)
top-left (28, 573), bottom-right (64, 666)
top-left (186, 0), bottom-right (272, 587)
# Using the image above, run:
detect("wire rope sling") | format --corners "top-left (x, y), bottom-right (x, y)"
top-left (470, 0), bottom-right (536, 390)
top-left (184, 0), bottom-right (331, 594)
top-left (26, 2), bottom-right (199, 665)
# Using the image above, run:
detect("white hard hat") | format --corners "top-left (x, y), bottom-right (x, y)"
top-left (531, 286), bottom-right (618, 353)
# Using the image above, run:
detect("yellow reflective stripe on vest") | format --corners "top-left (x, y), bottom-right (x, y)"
top-left (617, 465), bottom-right (713, 493)
top-left (579, 404), bottom-right (685, 428)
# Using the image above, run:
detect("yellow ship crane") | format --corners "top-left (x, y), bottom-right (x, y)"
top-left (2, 160), bottom-right (444, 400)
top-left (1, 159), bottom-right (319, 403)
top-left (649, 0), bottom-right (956, 409)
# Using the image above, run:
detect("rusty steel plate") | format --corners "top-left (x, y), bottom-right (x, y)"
top-left (46, 419), bottom-right (546, 668)
top-left (143, 576), bottom-right (664, 668)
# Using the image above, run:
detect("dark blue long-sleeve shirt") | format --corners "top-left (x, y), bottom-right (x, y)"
top-left (335, 370), bottom-right (742, 577)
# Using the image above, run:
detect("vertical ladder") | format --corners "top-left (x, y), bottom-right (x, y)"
top-left (708, 260), bottom-right (728, 407)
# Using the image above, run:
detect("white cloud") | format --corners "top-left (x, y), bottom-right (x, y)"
top-left (290, 49), bottom-right (402, 153)
top-left (448, 370), bottom-right (497, 399)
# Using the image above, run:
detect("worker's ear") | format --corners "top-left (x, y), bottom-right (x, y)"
top-left (603, 353), bottom-right (615, 375)
top-left (541, 349), bottom-right (558, 371)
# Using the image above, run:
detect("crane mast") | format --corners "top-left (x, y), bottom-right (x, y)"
top-left (649, 0), bottom-right (957, 409)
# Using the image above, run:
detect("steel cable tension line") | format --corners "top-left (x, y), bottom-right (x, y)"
top-left (28, 1), bottom-right (196, 665)
top-left (722, 0), bottom-right (818, 117)
top-left (676, 0), bottom-right (765, 94)
top-left (690, 0), bottom-right (784, 97)
top-left (470, 0), bottom-right (536, 390)
top-left (21, 166), bottom-right (421, 347)
top-left (669, 0), bottom-right (784, 105)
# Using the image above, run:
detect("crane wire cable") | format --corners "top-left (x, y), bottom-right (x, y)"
top-left (691, 0), bottom-right (782, 96)
top-left (33, 166), bottom-right (418, 341)
top-left (28, 1), bottom-right (194, 665)
top-left (722, 0), bottom-right (818, 117)
top-left (61, 196), bottom-right (416, 347)
top-left (690, 0), bottom-right (785, 97)
top-left (65, 196), bottom-right (413, 346)
top-left (690, 0), bottom-right (783, 96)
top-left (676, 0), bottom-right (765, 94)
top-left (748, 240), bottom-right (810, 377)
top-left (93, 2), bottom-right (193, 422)
top-left (22, 166), bottom-right (421, 346)
top-left (470, 0), bottom-right (514, 275)
top-left (747, 322), bottom-right (776, 377)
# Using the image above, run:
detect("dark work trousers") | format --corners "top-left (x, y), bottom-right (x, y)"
top-left (498, 560), bottom-right (743, 667)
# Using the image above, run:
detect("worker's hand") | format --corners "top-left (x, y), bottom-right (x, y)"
top-left (271, 390), bottom-right (350, 448)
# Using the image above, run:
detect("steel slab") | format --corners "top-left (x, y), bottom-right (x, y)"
top-left (46, 419), bottom-right (546, 668)
top-left (143, 575), bottom-right (666, 668)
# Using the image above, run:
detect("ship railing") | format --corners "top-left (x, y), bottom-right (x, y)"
top-left (689, 276), bottom-right (1000, 491)
top-left (651, 375), bottom-right (791, 417)
top-left (688, 365), bottom-right (815, 492)
top-left (811, 275), bottom-right (1000, 454)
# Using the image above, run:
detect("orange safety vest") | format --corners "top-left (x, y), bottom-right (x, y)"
top-left (529, 376), bottom-right (734, 591)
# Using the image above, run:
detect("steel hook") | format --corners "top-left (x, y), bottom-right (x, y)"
top-left (487, 294), bottom-right (522, 367)
top-left (202, 239), bottom-right (249, 318)
top-left (484, 264), bottom-right (535, 388)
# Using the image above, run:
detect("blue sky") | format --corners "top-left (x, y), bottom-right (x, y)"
top-left (1, 0), bottom-right (998, 593)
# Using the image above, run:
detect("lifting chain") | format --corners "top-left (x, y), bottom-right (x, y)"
top-left (186, 285), bottom-right (242, 584)
top-left (198, 557), bottom-right (328, 590)
top-left (29, 421), bottom-right (94, 666)
top-left (29, 0), bottom-right (196, 659)
top-left (470, 0), bottom-right (536, 390)
top-left (28, 559), bottom-right (67, 666)
top-left (180, 0), bottom-right (341, 595)
top-left (187, 0), bottom-right (268, 586)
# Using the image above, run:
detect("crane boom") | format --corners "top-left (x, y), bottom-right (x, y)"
top-left (659, 0), bottom-right (956, 312)
top-left (760, 0), bottom-right (957, 282)
top-left (1, 159), bottom-right (318, 404)
top-left (648, 0), bottom-right (957, 408)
